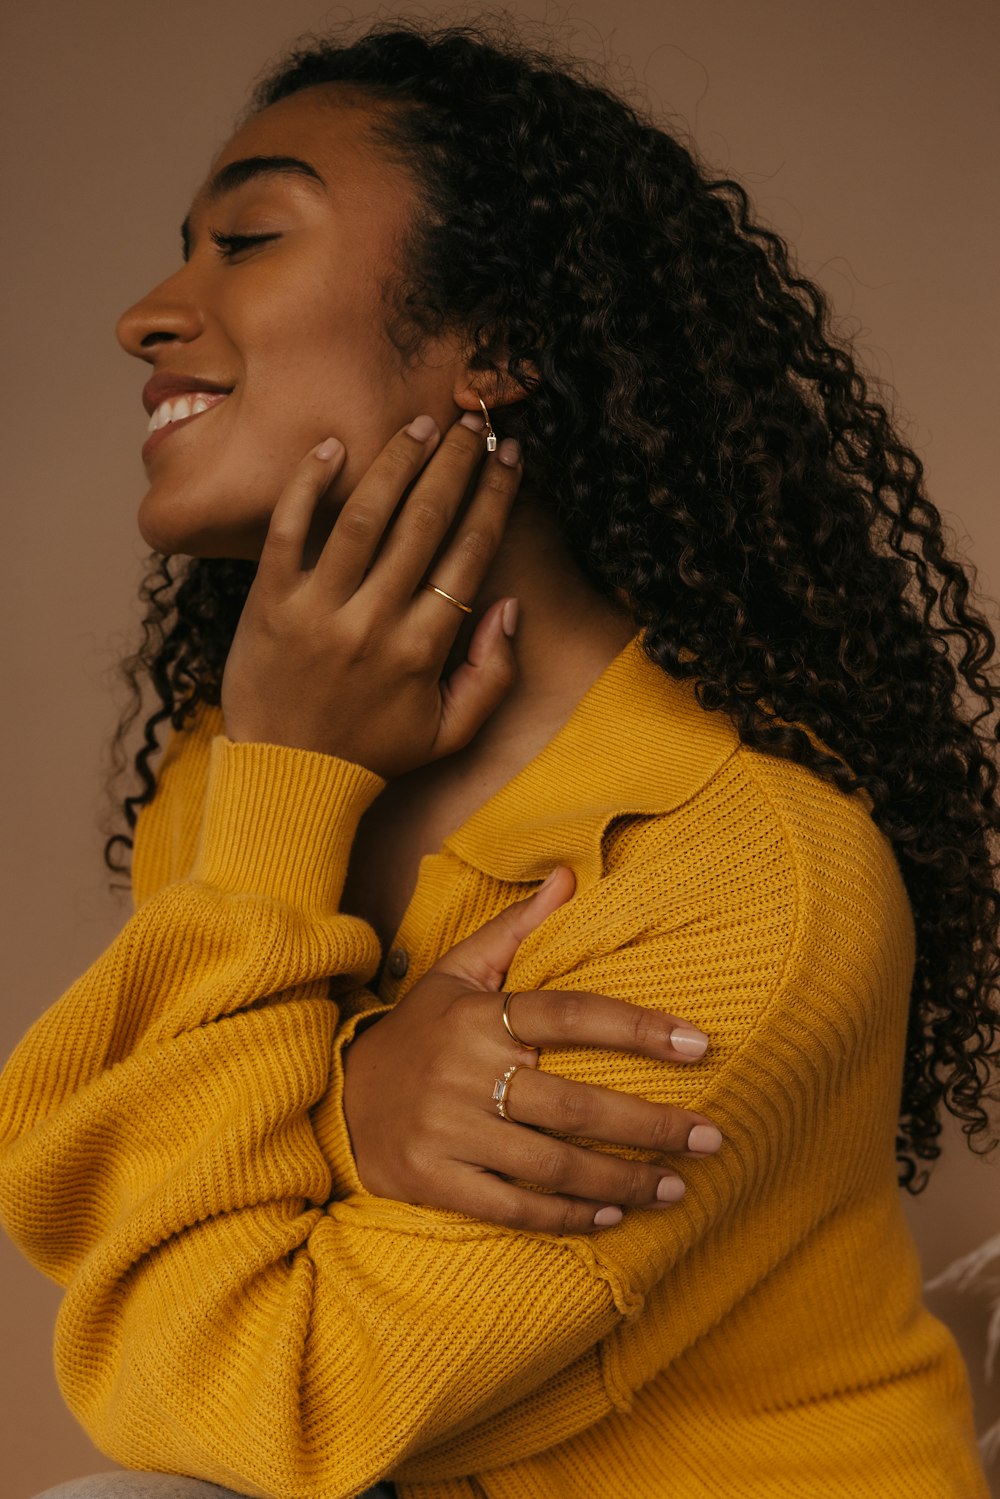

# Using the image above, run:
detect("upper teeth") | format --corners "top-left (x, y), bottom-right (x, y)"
top-left (147, 392), bottom-right (227, 432)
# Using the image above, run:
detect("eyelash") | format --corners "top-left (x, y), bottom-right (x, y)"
top-left (209, 230), bottom-right (280, 260)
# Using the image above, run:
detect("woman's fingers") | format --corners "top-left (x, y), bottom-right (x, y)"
top-left (366, 416), bottom-right (500, 602)
top-left (503, 988), bottom-right (711, 1065)
top-left (312, 416), bottom-right (442, 602)
top-left (304, 414), bottom-right (519, 637)
top-left (499, 1066), bottom-right (722, 1157)
top-left (441, 1166), bottom-right (627, 1235)
top-left (481, 1117), bottom-right (689, 1205)
top-left (257, 437), bottom-right (347, 588)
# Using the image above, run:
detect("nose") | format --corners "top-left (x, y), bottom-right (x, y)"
top-left (116, 270), bottom-right (205, 361)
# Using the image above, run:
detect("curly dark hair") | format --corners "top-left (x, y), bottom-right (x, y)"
top-left (107, 18), bottom-right (1000, 1188)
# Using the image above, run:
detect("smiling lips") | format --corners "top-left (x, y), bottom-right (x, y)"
top-left (140, 374), bottom-right (233, 457)
top-left (146, 390), bottom-right (230, 432)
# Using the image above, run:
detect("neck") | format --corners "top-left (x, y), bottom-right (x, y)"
top-left (446, 495), bottom-right (636, 766)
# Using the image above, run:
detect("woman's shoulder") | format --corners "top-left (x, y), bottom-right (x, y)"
top-left (611, 736), bottom-right (910, 939)
top-left (591, 737), bottom-right (916, 1052)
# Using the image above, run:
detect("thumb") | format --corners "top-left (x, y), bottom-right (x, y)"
top-left (433, 865), bottom-right (576, 990)
top-left (433, 598), bottom-right (519, 760)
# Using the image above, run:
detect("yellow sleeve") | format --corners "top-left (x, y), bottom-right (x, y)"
top-left (130, 705), bottom-right (222, 903)
top-left (0, 736), bottom-right (635, 1495)
top-left (0, 743), bottom-right (911, 1497)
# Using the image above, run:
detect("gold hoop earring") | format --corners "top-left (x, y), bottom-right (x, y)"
top-left (477, 396), bottom-right (498, 452)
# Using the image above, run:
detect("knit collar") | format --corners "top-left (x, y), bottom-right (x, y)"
top-left (442, 634), bottom-right (739, 890)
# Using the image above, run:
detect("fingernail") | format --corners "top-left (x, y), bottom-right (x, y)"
top-left (501, 597), bottom-right (519, 637)
top-left (656, 1176), bottom-right (686, 1203)
top-left (670, 1025), bottom-right (709, 1058)
top-left (687, 1124), bottom-right (723, 1155)
top-left (459, 410), bottom-right (485, 432)
top-left (593, 1206), bottom-right (623, 1227)
top-left (314, 438), bottom-right (342, 461)
top-left (497, 437), bottom-right (521, 467)
top-left (537, 867), bottom-right (559, 892)
top-left (406, 414), bottom-right (439, 442)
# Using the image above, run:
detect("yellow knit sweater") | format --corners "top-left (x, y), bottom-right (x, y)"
top-left (0, 637), bottom-right (988, 1498)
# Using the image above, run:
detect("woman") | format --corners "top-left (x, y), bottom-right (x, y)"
top-left (1, 18), bottom-right (996, 1498)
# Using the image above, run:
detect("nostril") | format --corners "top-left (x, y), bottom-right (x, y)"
top-left (140, 331), bottom-right (179, 348)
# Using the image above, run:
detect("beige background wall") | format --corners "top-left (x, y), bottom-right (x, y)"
top-left (1, 1), bottom-right (998, 1494)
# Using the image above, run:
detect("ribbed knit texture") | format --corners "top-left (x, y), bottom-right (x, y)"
top-left (0, 637), bottom-right (988, 1499)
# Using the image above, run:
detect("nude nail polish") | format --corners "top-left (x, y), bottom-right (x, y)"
top-left (593, 1206), bottom-right (623, 1227)
top-left (670, 1025), bottom-right (709, 1057)
top-left (687, 1124), bottom-right (723, 1155)
top-left (406, 414), bottom-right (438, 442)
top-left (656, 1176), bottom-right (686, 1203)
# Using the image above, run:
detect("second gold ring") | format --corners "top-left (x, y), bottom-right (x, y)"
top-left (492, 1064), bottom-right (522, 1121)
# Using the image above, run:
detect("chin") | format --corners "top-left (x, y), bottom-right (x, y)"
top-left (137, 489), bottom-right (266, 561)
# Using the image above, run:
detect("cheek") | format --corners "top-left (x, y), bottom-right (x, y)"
top-left (231, 260), bottom-right (432, 468)
top-left (239, 262), bottom-right (394, 403)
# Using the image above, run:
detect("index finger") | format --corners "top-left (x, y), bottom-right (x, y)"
top-left (503, 990), bottom-right (711, 1063)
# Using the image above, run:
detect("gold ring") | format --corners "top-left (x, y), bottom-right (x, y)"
top-left (501, 991), bottom-right (538, 1052)
top-left (492, 1063), bottom-right (522, 1121)
top-left (421, 582), bottom-right (473, 614)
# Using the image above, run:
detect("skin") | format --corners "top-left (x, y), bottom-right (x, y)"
top-left (116, 86), bottom-right (723, 1233)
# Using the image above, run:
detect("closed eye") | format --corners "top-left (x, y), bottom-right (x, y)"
top-left (209, 230), bottom-right (281, 260)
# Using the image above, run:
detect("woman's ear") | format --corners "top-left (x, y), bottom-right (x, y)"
top-left (454, 362), bottom-right (537, 416)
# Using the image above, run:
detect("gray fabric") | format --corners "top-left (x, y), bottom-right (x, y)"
top-left (33, 1474), bottom-right (396, 1499)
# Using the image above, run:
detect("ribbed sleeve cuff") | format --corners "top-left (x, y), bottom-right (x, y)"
top-left (312, 1004), bottom-right (390, 1197)
top-left (191, 737), bottom-right (384, 914)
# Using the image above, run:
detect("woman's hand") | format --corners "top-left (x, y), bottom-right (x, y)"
top-left (343, 867), bottom-right (722, 1234)
top-left (221, 412), bottom-right (522, 776)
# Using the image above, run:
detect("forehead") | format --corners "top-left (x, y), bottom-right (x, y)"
top-left (196, 86), bottom-right (416, 218)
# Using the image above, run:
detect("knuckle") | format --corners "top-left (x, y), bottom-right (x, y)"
top-left (551, 1087), bottom-right (591, 1135)
top-left (647, 1107), bottom-right (680, 1153)
top-left (338, 620), bottom-right (376, 663)
top-left (457, 526), bottom-right (496, 566)
top-left (617, 1162), bottom-right (651, 1203)
top-left (385, 441), bottom-right (422, 475)
top-left (629, 1005), bottom-right (664, 1053)
top-left (400, 1142), bottom-right (434, 1184)
top-left (491, 1192), bottom-right (524, 1230)
top-left (482, 463), bottom-right (516, 498)
top-left (553, 991), bottom-right (586, 1033)
top-left (523, 1146), bottom-right (567, 1190)
top-left (557, 1199), bottom-right (591, 1236)
top-left (396, 634), bottom-right (434, 675)
top-left (264, 523), bottom-right (300, 551)
top-left (338, 505), bottom-right (380, 543)
top-left (407, 499), bottom-right (447, 536)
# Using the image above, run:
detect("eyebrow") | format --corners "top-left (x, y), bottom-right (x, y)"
top-left (180, 155), bottom-right (327, 258)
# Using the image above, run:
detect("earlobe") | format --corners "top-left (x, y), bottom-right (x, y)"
top-left (454, 361), bottom-right (537, 416)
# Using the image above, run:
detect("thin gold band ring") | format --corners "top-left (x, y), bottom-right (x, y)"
top-left (421, 582), bottom-right (473, 614)
top-left (501, 991), bottom-right (538, 1052)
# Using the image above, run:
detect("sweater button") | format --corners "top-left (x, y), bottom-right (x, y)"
top-left (387, 946), bottom-right (409, 979)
